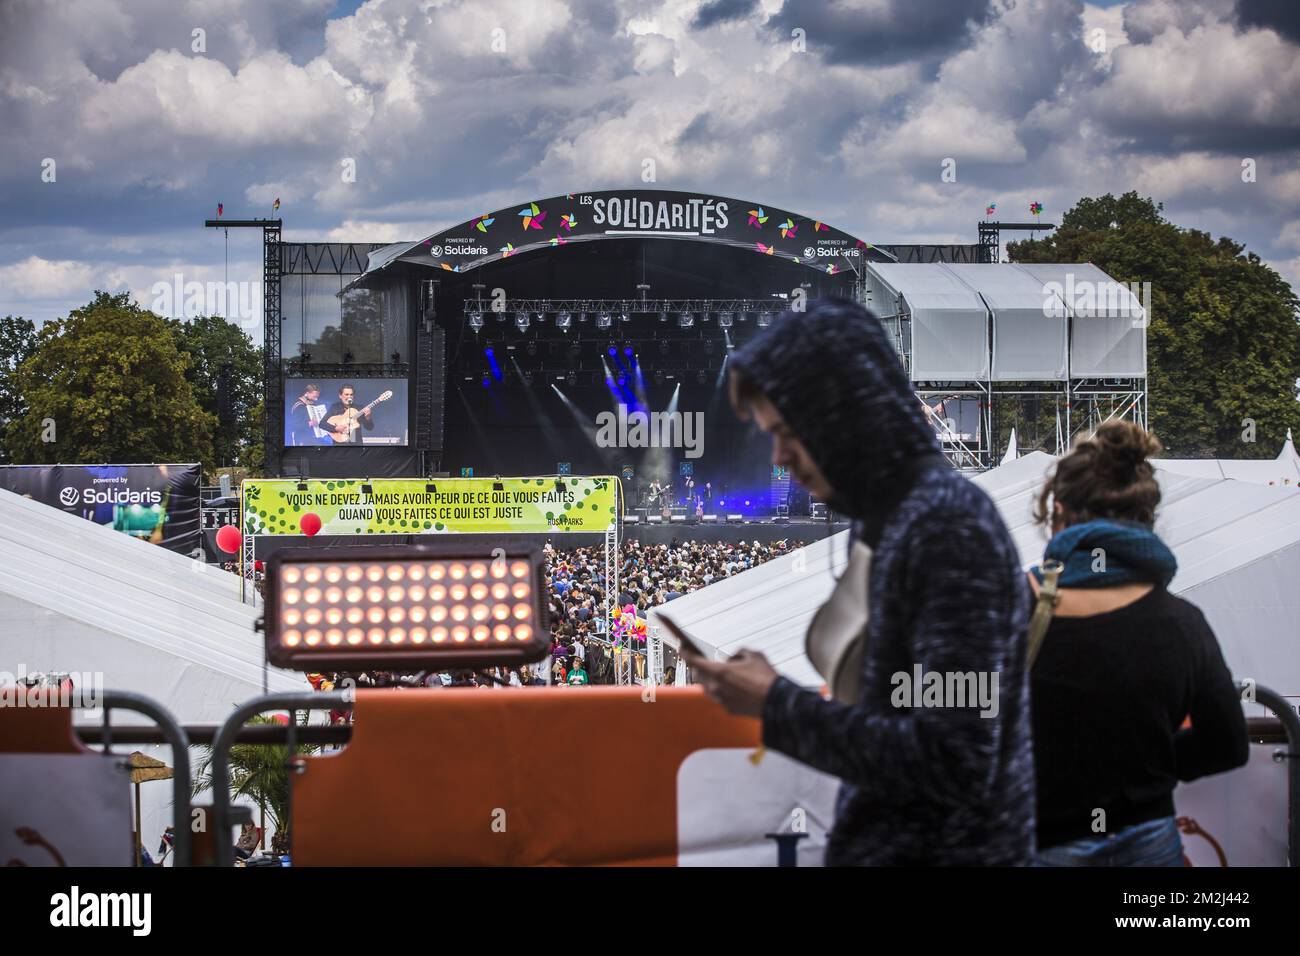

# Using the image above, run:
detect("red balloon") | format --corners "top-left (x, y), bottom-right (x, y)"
top-left (254, 560), bottom-right (264, 572)
top-left (215, 524), bottom-right (241, 554)
top-left (300, 512), bottom-right (322, 537)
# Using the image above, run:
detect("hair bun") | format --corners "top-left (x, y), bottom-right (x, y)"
top-left (1092, 420), bottom-right (1159, 481)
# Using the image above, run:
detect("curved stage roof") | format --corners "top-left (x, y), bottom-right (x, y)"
top-left (348, 188), bottom-right (894, 289)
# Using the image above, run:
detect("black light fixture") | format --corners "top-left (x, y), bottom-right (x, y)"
top-left (296, 481), bottom-right (309, 492)
top-left (391, 351), bottom-right (401, 364)
top-left (555, 479), bottom-right (567, 494)
top-left (492, 479), bottom-right (505, 492)
top-left (361, 482), bottom-right (374, 496)
top-left (425, 483), bottom-right (437, 494)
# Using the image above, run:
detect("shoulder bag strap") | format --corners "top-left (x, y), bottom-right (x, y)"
top-left (1026, 559), bottom-right (1064, 670)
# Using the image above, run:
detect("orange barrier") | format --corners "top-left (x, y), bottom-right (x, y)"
top-left (0, 694), bottom-right (84, 755)
top-left (293, 686), bottom-right (761, 866)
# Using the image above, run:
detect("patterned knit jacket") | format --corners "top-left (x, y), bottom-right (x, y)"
top-left (730, 298), bottom-right (1035, 866)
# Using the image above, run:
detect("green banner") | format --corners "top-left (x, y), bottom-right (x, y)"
top-left (242, 476), bottom-right (618, 536)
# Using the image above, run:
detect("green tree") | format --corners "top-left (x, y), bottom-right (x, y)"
top-left (4, 291), bottom-right (216, 466)
top-left (1010, 192), bottom-right (1300, 457)
top-left (168, 314), bottom-right (264, 470)
top-left (0, 315), bottom-right (39, 463)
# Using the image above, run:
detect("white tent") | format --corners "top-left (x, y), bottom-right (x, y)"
top-left (652, 453), bottom-right (1300, 863)
top-left (0, 487), bottom-right (307, 858)
top-left (662, 451), bottom-right (1300, 695)
top-left (1151, 431), bottom-right (1300, 487)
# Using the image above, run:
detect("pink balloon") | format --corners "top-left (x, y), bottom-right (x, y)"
top-left (299, 512), bottom-right (322, 537)
top-left (215, 524), bottom-right (241, 554)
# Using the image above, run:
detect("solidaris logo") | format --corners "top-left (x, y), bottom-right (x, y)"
top-left (432, 239), bottom-right (488, 257)
top-left (60, 485), bottom-right (162, 507)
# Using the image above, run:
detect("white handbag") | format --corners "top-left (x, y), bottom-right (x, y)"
top-left (805, 539), bottom-right (872, 704)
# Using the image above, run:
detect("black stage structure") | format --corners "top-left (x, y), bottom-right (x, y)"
top-left (232, 189), bottom-right (988, 517)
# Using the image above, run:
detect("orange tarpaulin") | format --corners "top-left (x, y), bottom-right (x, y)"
top-left (293, 686), bottom-right (762, 866)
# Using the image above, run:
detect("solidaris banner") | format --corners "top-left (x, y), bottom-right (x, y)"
top-left (243, 476), bottom-right (618, 536)
top-left (393, 189), bottom-right (884, 277)
top-left (0, 463), bottom-right (201, 553)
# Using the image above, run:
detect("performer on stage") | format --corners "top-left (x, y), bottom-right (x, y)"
top-left (325, 384), bottom-right (375, 445)
top-left (287, 383), bottom-right (329, 446)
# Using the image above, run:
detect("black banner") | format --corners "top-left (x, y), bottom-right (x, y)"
top-left (0, 463), bottom-right (201, 554)
top-left (392, 189), bottom-right (886, 277)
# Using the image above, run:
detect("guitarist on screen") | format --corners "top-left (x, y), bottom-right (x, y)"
top-left (325, 384), bottom-right (379, 444)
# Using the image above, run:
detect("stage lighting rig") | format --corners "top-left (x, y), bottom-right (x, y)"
top-left (679, 312), bottom-right (694, 328)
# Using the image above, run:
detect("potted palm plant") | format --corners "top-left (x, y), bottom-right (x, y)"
top-left (192, 713), bottom-right (321, 858)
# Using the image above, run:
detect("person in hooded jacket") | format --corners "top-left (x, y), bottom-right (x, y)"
top-left (682, 297), bottom-right (1034, 866)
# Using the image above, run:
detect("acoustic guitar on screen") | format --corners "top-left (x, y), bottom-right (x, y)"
top-left (324, 390), bottom-right (393, 443)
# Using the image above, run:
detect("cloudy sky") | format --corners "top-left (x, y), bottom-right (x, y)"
top-left (2, 0), bottom-right (1298, 335)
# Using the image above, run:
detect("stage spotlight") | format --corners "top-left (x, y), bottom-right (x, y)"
top-left (620, 312), bottom-right (630, 323)
top-left (361, 483), bottom-right (374, 496)
top-left (556, 312), bottom-right (572, 329)
top-left (263, 545), bottom-right (549, 671)
top-left (758, 312), bottom-right (774, 327)
top-left (596, 313), bottom-right (612, 330)
top-left (718, 312), bottom-right (734, 328)
top-left (425, 483), bottom-right (438, 494)
top-left (493, 480), bottom-right (505, 491)
top-left (468, 312), bottom-right (484, 330)
top-left (521, 370), bottom-right (533, 386)
top-left (697, 370), bottom-right (707, 384)
top-left (578, 312), bottom-right (588, 323)
top-left (659, 311), bottom-right (668, 323)
top-left (481, 376), bottom-right (490, 388)
top-left (678, 313), bottom-right (694, 328)
top-left (296, 481), bottom-right (309, 492)
top-left (659, 339), bottom-right (669, 355)
top-left (527, 341), bottom-right (537, 356)
top-left (515, 311), bottom-right (530, 332)
top-left (655, 370), bottom-right (664, 385)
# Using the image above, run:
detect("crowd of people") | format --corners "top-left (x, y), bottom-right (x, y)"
top-left (264, 536), bottom-right (805, 699)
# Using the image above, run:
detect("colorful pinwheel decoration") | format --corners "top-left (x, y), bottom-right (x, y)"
top-left (500, 243), bottom-right (515, 258)
top-left (813, 221), bottom-right (830, 232)
top-left (1030, 201), bottom-right (1043, 220)
top-left (747, 207), bottom-right (769, 228)
top-left (549, 235), bottom-right (567, 247)
top-left (985, 203), bottom-right (997, 218)
top-left (855, 240), bottom-right (874, 250)
top-left (610, 604), bottom-right (647, 645)
top-left (756, 242), bottom-right (776, 255)
top-left (560, 213), bottom-right (577, 231)
top-left (474, 214), bottom-right (495, 233)
top-left (440, 262), bottom-right (460, 272)
top-left (519, 202), bottom-right (547, 230)
top-left (779, 218), bottom-right (797, 239)
top-left (826, 263), bottom-right (838, 275)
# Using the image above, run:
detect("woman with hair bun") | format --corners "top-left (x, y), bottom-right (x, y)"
top-left (1029, 420), bottom-right (1248, 866)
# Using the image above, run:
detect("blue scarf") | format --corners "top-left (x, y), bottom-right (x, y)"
top-left (1032, 519), bottom-right (1177, 589)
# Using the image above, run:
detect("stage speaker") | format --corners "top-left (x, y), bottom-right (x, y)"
top-left (701, 514), bottom-right (718, 524)
top-left (624, 514), bottom-right (640, 525)
top-left (727, 514), bottom-right (743, 524)
top-left (670, 514), bottom-right (686, 524)
top-left (648, 515), bottom-right (663, 524)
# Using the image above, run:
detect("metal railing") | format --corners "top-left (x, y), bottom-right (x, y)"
top-left (209, 691), bottom-right (352, 868)
top-left (92, 691), bottom-right (194, 867)
top-left (1244, 682), bottom-right (1300, 866)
